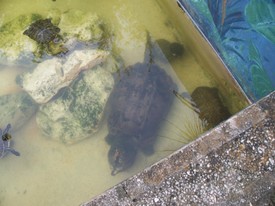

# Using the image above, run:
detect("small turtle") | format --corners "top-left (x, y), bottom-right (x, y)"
top-left (23, 18), bottom-right (60, 44)
top-left (156, 39), bottom-right (184, 62)
top-left (106, 62), bottom-right (176, 175)
top-left (23, 18), bottom-right (67, 56)
top-left (0, 124), bottom-right (20, 158)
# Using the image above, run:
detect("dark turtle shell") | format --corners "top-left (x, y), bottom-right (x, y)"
top-left (23, 18), bottom-right (60, 44)
top-left (106, 63), bottom-right (177, 174)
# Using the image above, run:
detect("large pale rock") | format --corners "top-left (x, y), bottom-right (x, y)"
top-left (20, 49), bottom-right (109, 104)
top-left (36, 61), bottom-right (115, 144)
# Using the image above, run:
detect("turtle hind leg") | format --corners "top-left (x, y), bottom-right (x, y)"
top-left (134, 135), bottom-right (155, 155)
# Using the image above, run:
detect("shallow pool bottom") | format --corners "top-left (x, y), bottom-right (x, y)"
top-left (83, 91), bottom-right (275, 205)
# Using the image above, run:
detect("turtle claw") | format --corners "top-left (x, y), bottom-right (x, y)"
top-left (111, 168), bottom-right (120, 176)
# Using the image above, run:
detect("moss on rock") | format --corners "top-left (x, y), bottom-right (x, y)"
top-left (36, 64), bottom-right (114, 144)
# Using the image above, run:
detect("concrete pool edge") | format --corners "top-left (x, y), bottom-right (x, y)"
top-left (82, 91), bottom-right (275, 205)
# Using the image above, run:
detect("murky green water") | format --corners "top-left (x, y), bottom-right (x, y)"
top-left (0, 0), bottom-right (249, 205)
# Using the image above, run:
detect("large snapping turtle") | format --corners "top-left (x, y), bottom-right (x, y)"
top-left (106, 56), bottom-right (177, 175)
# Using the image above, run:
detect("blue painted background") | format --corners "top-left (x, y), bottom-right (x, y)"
top-left (178, 0), bottom-right (275, 101)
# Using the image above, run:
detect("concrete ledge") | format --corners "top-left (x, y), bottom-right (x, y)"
top-left (82, 91), bottom-right (275, 206)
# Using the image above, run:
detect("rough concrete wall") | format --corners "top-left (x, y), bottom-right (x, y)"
top-left (82, 91), bottom-right (275, 206)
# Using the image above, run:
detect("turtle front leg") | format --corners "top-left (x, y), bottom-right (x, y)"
top-left (47, 40), bottom-right (68, 56)
top-left (33, 44), bottom-right (44, 60)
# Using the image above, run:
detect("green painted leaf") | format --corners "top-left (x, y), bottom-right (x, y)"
top-left (248, 42), bottom-right (274, 98)
top-left (245, 0), bottom-right (275, 44)
top-left (251, 64), bottom-right (274, 98)
top-left (248, 41), bottom-right (261, 66)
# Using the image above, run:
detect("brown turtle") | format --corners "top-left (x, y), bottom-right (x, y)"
top-left (173, 86), bottom-right (231, 130)
top-left (156, 39), bottom-right (184, 63)
top-left (23, 18), bottom-right (67, 56)
top-left (106, 62), bottom-right (177, 175)
top-left (191, 86), bottom-right (231, 129)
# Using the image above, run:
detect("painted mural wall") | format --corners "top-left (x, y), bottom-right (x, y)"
top-left (178, 0), bottom-right (275, 101)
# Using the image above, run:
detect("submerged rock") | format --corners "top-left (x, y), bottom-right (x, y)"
top-left (59, 9), bottom-right (111, 47)
top-left (0, 92), bottom-right (38, 131)
top-left (19, 49), bottom-right (109, 104)
top-left (36, 62), bottom-right (115, 144)
top-left (0, 14), bottom-right (42, 63)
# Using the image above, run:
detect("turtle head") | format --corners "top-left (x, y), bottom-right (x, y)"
top-left (108, 140), bottom-right (137, 176)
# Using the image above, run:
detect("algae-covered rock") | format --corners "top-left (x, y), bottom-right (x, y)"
top-left (0, 14), bottom-right (42, 63)
top-left (0, 9), bottom-right (112, 64)
top-left (23, 18), bottom-right (67, 57)
top-left (0, 92), bottom-right (38, 131)
top-left (59, 9), bottom-right (110, 45)
top-left (19, 49), bottom-right (109, 104)
top-left (36, 64), bottom-right (115, 144)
